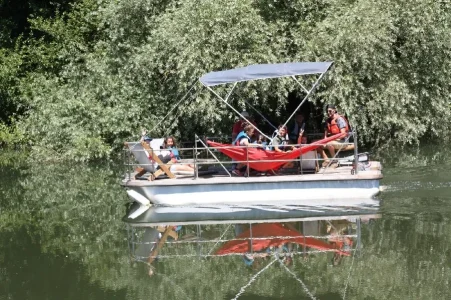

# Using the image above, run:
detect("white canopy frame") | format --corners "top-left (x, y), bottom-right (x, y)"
top-left (199, 62), bottom-right (334, 142)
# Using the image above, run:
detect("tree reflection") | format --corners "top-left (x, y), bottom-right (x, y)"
top-left (1, 154), bottom-right (451, 299)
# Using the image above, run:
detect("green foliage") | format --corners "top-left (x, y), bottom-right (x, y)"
top-left (0, 48), bottom-right (24, 124)
top-left (0, 0), bottom-right (77, 127)
top-left (0, 0), bottom-right (450, 160)
top-left (0, 121), bottom-right (25, 146)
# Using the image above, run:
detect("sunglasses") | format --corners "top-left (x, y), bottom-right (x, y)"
top-left (327, 109), bottom-right (334, 113)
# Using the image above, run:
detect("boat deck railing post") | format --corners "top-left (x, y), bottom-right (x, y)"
top-left (302, 221), bottom-right (306, 258)
top-left (246, 146), bottom-right (250, 178)
top-left (197, 224), bottom-right (202, 257)
top-left (126, 224), bottom-right (133, 263)
top-left (194, 135), bottom-right (199, 179)
top-left (356, 218), bottom-right (362, 256)
top-left (249, 223), bottom-right (253, 254)
top-left (127, 146), bottom-right (131, 181)
top-left (300, 145), bottom-right (303, 175)
top-left (198, 136), bottom-right (231, 177)
top-left (131, 226), bottom-right (136, 260)
top-left (353, 129), bottom-right (359, 175)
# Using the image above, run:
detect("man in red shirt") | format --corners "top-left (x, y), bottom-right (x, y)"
top-left (232, 111), bottom-right (257, 142)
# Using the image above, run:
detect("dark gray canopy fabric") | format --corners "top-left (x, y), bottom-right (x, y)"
top-left (199, 62), bottom-right (333, 87)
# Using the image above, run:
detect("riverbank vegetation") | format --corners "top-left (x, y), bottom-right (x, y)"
top-left (1, 0), bottom-right (450, 161)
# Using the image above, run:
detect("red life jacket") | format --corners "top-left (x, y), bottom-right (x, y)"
top-left (327, 114), bottom-right (349, 135)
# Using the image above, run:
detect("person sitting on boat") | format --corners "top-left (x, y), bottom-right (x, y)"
top-left (272, 125), bottom-right (293, 153)
top-left (232, 123), bottom-right (264, 176)
top-left (317, 104), bottom-right (350, 168)
top-left (162, 136), bottom-right (195, 172)
top-left (232, 111), bottom-right (258, 142)
top-left (289, 111), bottom-right (307, 146)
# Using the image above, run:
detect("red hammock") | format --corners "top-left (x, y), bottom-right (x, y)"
top-left (207, 133), bottom-right (346, 172)
top-left (216, 223), bottom-right (350, 256)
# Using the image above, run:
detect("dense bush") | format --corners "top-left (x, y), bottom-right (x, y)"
top-left (0, 0), bottom-right (450, 160)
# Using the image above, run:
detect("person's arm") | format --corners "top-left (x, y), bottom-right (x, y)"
top-left (243, 139), bottom-right (264, 149)
top-left (336, 117), bottom-right (348, 134)
top-left (171, 148), bottom-right (181, 161)
top-left (297, 128), bottom-right (305, 146)
top-left (273, 138), bottom-right (283, 152)
top-left (241, 139), bottom-right (249, 147)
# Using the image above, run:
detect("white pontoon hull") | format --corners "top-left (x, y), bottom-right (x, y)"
top-left (124, 175), bottom-right (381, 206)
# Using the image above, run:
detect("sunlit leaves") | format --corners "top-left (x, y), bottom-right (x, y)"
top-left (2, 0), bottom-right (450, 159)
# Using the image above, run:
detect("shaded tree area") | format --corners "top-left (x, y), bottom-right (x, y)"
top-left (0, 0), bottom-right (450, 160)
top-left (0, 0), bottom-right (75, 46)
top-left (0, 0), bottom-right (82, 144)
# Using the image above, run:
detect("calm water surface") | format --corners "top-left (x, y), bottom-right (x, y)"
top-left (1, 146), bottom-right (451, 300)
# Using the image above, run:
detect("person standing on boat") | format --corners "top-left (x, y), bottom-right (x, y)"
top-left (163, 136), bottom-right (196, 172)
top-left (318, 104), bottom-right (349, 168)
top-left (289, 111), bottom-right (307, 145)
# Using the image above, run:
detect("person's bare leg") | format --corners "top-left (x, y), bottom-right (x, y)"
top-left (173, 164), bottom-right (195, 172)
top-left (317, 147), bottom-right (329, 161)
top-left (327, 144), bottom-right (336, 159)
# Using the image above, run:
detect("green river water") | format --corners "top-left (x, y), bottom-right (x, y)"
top-left (1, 145), bottom-right (451, 300)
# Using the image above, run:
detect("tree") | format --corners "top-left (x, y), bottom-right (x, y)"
top-left (2, 0), bottom-right (450, 159)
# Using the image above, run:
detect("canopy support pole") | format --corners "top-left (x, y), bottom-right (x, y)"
top-left (231, 258), bottom-right (278, 300)
top-left (224, 82), bottom-right (237, 103)
top-left (196, 135), bottom-right (231, 177)
top-left (228, 82), bottom-right (277, 130)
top-left (203, 84), bottom-right (271, 141)
top-left (281, 70), bottom-right (330, 131)
top-left (278, 258), bottom-right (317, 300)
top-left (243, 99), bottom-right (277, 131)
top-left (291, 76), bottom-right (309, 94)
top-left (148, 79), bottom-right (198, 134)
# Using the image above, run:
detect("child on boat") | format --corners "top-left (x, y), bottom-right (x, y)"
top-left (272, 125), bottom-right (293, 153)
top-left (162, 136), bottom-right (195, 172)
top-left (232, 123), bottom-right (264, 176)
top-left (232, 111), bottom-right (258, 142)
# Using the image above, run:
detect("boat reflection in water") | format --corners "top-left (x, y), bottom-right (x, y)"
top-left (124, 198), bottom-right (380, 277)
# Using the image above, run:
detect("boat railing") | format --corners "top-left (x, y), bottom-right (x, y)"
top-left (123, 130), bottom-right (361, 179)
top-left (126, 220), bottom-right (361, 266)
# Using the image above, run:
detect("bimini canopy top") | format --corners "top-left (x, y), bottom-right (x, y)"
top-left (199, 61), bottom-right (333, 87)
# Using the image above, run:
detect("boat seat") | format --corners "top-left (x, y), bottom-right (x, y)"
top-left (299, 150), bottom-right (319, 173)
top-left (330, 133), bottom-right (355, 160)
top-left (125, 140), bottom-right (176, 181)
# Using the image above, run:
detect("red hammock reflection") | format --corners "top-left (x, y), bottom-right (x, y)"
top-left (216, 223), bottom-right (350, 256)
top-left (207, 133), bottom-right (345, 172)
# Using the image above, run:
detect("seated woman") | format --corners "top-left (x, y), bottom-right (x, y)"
top-left (232, 123), bottom-right (264, 176)
top-left (162, 136), bottom-right (195, 172)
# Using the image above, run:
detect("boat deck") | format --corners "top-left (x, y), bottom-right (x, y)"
top-left (122, 161), bottom-right (382, 187)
